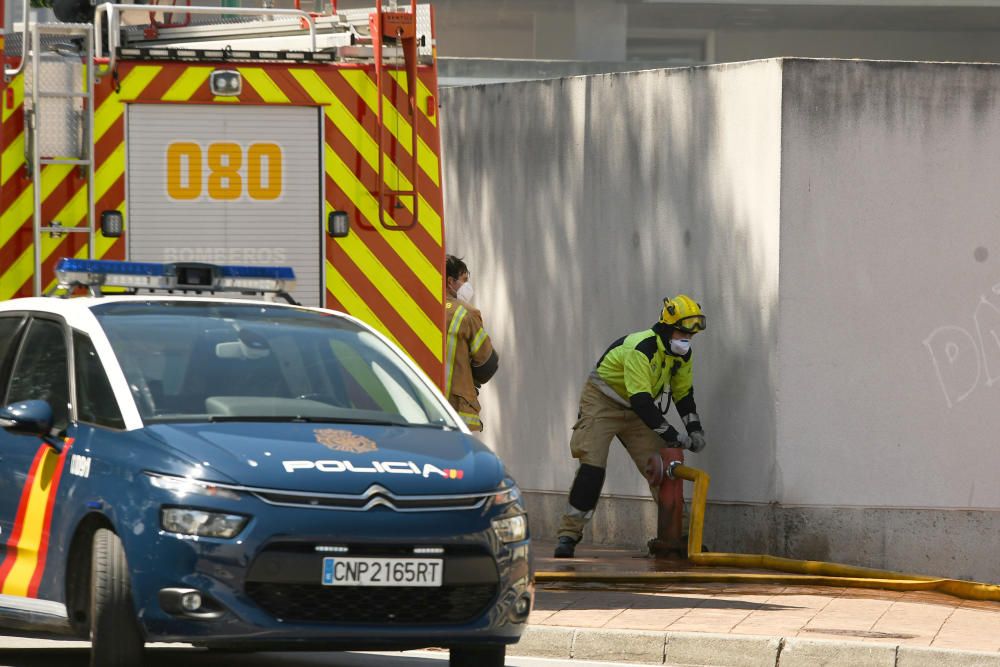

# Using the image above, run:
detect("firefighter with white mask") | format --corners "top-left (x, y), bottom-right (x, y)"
top-left (445, 255), bottom-right (498, 431)
top-left (554, 295), bottom-right (708, 558)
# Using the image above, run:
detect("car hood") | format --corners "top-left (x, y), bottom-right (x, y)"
top-left (143, 422), bottom-right (504, 495)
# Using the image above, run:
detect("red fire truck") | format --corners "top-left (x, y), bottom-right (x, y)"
top-left (0, 0), bottom-right (446, 386)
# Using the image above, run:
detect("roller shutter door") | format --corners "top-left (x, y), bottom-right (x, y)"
top-left (127, 104), bottom-right (322, 305)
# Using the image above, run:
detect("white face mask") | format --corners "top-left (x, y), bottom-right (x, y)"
top-left (456, 281), bottom-right (475, 303)
top-left (669, 338), bottom-right (691, 356)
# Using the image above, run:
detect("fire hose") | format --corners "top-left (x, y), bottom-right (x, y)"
top-left (535, 448), bottom-right (1000, 602)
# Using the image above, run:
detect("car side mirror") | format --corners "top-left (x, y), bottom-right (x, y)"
top-left (327, 210), bottom-right (350, 238)
top-left (0, 400), bottom-right (55, 438)
top-left (101, 210), bottom-right (124, 238)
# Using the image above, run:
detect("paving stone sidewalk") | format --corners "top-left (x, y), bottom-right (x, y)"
top-left (518, 541), bottom-right (1000, 666)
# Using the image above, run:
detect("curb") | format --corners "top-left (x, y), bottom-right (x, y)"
top-left (509, 626), bottom-right (1000, 666)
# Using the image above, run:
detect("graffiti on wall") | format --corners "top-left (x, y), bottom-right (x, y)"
top-left (924, 281), bottom-right (1000, 408)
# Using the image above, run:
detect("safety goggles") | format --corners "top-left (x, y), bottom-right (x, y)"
top-left (675, 314), bottom-right (706, 334)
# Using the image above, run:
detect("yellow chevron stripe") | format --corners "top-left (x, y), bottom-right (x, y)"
top-left (50, 142), bottom-right (124, 229)
top-left (42, 202), bottom-right (123, 292)
top-left (388, 70), bottom-right (437, 128)
top-left (4, 63), bottom-right (143, 297)
top-left (1, 132), bottom-right (24, 189)
top-left (291, 70), bottom-right (442, 248)
top-left (0, 164), bottom-right (73, 246)
top-left (1, 144), bottom-right (125, 299)
top-left (326, 149), bottom-right (441, 361)
top-left (161, 66), bottom-right (212, 102)
top-left (293, 70), bottom-right (442, 245)
top-left (1, 251), bottom-right (33, 302)
top-left (1, 73), bottom-right (22, 124)
top-left (340, 70), bottom-right (439, 187)
top-left (1, 77), bottom-right (25, 188)
top-left (324, 257), bottom-right (401, 350)
top-left (5, 64), bottom-right (147, 191)
top-left (291, 69), bottom-right (442, 276)
top-left (0, 448), bottom-right (61, 597)
top-left (241, 68), bottom-right (290, 104)
top-left (322, 124), bottom-right (440, 297)
top-left (95, 66), bottom-right (161, 140)
top-left (3, 65), bottom-right (144, 298)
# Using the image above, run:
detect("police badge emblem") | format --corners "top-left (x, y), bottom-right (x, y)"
top-left (313, 428), bottom-right (378, 453)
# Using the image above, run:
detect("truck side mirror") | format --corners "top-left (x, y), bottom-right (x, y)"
top-left (101, 210), bottom-right (124, 238)
top-left (327, 211), bottom-right (350, 238)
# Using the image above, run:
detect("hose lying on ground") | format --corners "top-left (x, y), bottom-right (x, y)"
top-left (535, 465), bottom-right (1000, 602)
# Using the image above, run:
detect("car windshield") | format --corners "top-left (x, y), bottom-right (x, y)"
top-left (91, 301), bottom-right (458, 428)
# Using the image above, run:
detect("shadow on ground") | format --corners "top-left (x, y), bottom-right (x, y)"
top-left (0, 648), bottom-right (444, 667)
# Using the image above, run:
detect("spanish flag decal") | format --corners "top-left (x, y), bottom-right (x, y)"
top-left (0, 438), bottom-right (72, 597)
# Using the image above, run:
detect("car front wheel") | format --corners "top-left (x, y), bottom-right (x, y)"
top-left (450, 644), bottom-right (505, 667)
top-left (90, 528), bottom-right (145, 667)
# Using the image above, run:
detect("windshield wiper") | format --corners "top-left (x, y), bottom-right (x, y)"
top-left (205, 415), bottom-right (454, 428)
top-left (404, 422), bottom-right (455, 430)
top-left (208, 416), bottom-right (318, 423)
top-left (207, 415), bottom-right (408, 426)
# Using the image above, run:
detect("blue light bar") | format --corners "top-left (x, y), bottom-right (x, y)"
top-left (219, 265), bottom-right (296, 280)
top-left (56, 259), bottom-right (171, 289)
top-left (54, 258), bottom-right (296, 296)
top-left (218, 265), bottom-right (297, 292)
top-left (58, 258), bottom-right (168, 276)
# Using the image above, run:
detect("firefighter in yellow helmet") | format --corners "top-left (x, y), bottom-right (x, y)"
top-left (554, 295), bottom-right (707, 558)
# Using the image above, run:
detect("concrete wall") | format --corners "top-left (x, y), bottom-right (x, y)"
top-left (441, 58), bottom-right (1000, 582)
top-left (440, 61), bottom-right (783, 519)
top-left (777, 59), bottom-right (1000, 511)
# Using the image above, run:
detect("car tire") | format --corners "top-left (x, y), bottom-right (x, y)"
top-left (449, 644), bottom-right (505, 667)
top-left (90, 528), bottom-right (145, 667)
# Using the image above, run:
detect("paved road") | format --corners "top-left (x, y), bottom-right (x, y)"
top-left (0, 638), bottom-right (655, 667)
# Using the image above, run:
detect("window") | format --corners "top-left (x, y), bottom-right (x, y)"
top-left (626, 28), bottom-right (712, 65)
top-left (7, 318), bottom-right (70, 431)
top-left (92, 301), bottom-right (458, 428)
top-left (0, 316), bottom-right (26, 401)
top-left (74, 332), bottom-right (125, 430)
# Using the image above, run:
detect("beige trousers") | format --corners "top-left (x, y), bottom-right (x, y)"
top-left (556, 381), bottom-right (663, 541)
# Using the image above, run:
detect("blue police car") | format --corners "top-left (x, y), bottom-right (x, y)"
top-left (0, 259), bottom-right (531, 667)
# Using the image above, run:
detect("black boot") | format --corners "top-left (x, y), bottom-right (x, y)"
top-left (553, 536), bottom-right (578, 558)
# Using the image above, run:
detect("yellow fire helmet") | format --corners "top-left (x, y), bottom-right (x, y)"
top-left (660, 294), bottom-right (707, 334)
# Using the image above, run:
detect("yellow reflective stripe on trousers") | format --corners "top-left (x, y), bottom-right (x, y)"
top-left (458, 412), bottom-right (482, 429)
top-left (444, 305), bottom-right (468, 398)
top-left (470, 327), bottom-right (488, 355)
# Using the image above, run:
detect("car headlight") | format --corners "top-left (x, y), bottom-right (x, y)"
top-left (147, 472), bottom-right (241, 500)
top-left (493, 478), bottom-right (522, 506)
top-left (491, 514), bottom-right (528, 544)
top-left (161, 507), bottom-right (248, 538)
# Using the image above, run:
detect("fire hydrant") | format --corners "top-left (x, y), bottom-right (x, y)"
top-left (645, 447), bottom-right (686, 558)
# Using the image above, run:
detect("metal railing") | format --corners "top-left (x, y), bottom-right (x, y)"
top-left (3, 0), bottom-right (30, 81)
top-left (94, 2), bottom-right (318, 76)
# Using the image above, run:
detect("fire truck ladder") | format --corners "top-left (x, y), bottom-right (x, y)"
top-left (23, 20), bottom-right (96, 296)
top-left (368, 0), bottom-right (420, 231)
